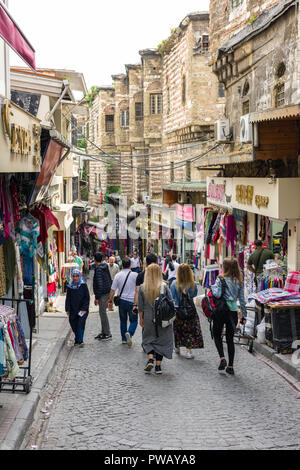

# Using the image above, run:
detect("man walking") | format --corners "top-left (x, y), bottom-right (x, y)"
top-left (93, 252), bottom-right (113, 341)
top-left (108, 257), bottom-right (138, 347)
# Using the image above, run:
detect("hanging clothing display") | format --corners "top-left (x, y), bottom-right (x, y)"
top-left (18, 213), bottom-right (40, 258)
top-left (3, 236), bottom-right (16, 290)
top-left (0, 245), bottom-right (7, 297)
top-left (0, 307), bottom-right (28, 379)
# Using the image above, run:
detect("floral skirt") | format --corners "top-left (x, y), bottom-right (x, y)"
top-left (173, 312), bottom-right (204, 350)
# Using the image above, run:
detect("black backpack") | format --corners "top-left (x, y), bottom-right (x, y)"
top-left (153, 285), bottom-right (176, 337)
top-left (176, 289), bottom-right (197, 321)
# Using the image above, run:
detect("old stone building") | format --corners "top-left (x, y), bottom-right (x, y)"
top-left (161, 12), bottom-right (225, 186)
top-left (209, 0), bottom-right (282, 63)
top-left (86, 11), bottom-right (224, 209)
top-left (202, 0), bottom-right (300, 273)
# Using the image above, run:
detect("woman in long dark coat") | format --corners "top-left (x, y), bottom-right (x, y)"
top-left (65, 269), bottom-right (90, 347)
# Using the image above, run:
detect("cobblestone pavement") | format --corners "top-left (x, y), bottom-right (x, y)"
top-left (24, 303), bottom-right (300, 451)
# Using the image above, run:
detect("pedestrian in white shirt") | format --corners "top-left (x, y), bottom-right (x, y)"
top-left (108, 257), bottom-right (138, 347)
top-left (130, 251), bottom-right (141, 273)
top-left (164, 255), bottom-right (179, 287)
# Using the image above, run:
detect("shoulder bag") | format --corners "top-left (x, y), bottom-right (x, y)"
top-left (114, 272), bottom-right (131, 307)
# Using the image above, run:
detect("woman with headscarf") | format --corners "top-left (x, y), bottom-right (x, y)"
top-left (65, 270), bottom-right (90, 347)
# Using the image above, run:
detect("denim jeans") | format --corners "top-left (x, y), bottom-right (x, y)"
top-left (119, 299), bottom-right (138, 342)
top-left (69, 313), bottom-right (88, 344)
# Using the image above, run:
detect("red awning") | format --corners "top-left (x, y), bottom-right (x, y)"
top-left (0, 4), bottom-right (35, 70)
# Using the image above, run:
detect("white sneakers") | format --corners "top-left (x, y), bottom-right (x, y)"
top-left (185, 351), bottom-right (194, 359)
top-left (125, 332), bottom-right (132, 348)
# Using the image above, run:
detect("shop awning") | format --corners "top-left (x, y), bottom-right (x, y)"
top-left (0, 3), bottom-right (35, 70)
top-left (53, 204), bottom-right (74, 230)
top-left (162, 182), bottom-right (207, 192)
top-left (249, 105), bottom-right (300, 123)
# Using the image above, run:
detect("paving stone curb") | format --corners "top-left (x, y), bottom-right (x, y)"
top-left (253, 342), bottom-right (300, 381)
top-left (0, 324), bottom-right (72, 451)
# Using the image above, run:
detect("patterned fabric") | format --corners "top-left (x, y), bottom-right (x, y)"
top-left (68, 269), bottom-right (86, 290)
top-left (249, 288), bottom-right (300, 304)
top-left (284, 271), bottom-right (300, 293)
top-left (2, 325), bottom-right (20, 380)
top-left (226, 215), bottom-right (237, 255)
top-left (0, 245), bottom-right (7, 297)
top-left (173, 312), bottom-right (204, 350)
top-left (18, 214), bottom-right (40, 258)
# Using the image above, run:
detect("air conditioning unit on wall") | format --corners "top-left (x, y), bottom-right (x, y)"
top-left (240, 114), bottom-right (253, 143)
top-left (215, 119), bottom-right (230, 142)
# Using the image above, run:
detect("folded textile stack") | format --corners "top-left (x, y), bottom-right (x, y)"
top-left (249, 288), bottom-right (300, 304)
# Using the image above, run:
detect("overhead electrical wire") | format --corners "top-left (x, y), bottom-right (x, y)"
top-left (62, 111), bottom-right (220, 173)
top-left (62, 111), bottom-right (215, 159)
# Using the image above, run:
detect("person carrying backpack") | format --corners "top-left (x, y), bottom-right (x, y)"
top-left (138, 264), bottom-right (175, 375)
top-left (170, 264), bottom-right (203, 359)
top-left (211, 258), bottom-right (247, 375)
top-left (93, 252), bottom-right (113, 341)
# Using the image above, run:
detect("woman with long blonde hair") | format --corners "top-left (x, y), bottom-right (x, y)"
top-left (138, 264), bottom-right (174, 375)
top-left (170, 264), bottom-right (203, 359)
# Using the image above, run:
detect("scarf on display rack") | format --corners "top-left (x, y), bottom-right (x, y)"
top-left (226, 215), bottom-right (237, 255)
top-left (68, 269), bottom-right (86, 290)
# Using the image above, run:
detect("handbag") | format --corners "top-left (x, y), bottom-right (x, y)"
top-left (114, 272), bottom-right (131, 307)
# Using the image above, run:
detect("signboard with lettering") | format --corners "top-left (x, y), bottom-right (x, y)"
top-left (207, 178), bottom-right (233, 208)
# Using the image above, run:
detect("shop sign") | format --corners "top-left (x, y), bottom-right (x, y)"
top-left (255, 195), bottom-right (269, 209)
top-left (1, 100), bottom-right (41, 169)
top-left (175, 204), bottom-right (194, 222)
top-left (236, 185), bottom-right (254, 205)
top-left (207, 178), bottom-right (233, 208)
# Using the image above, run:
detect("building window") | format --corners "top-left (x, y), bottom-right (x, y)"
top-left (277, 62), bottom-right (286, 78)
top-left (232, 0), bottom-right (244, 7)
top-left (182, 75), bottom-right (186, 105)
top-left (105, 115), bottom-right (114, 132)
top-left (242, 100), bottom-right (250, 115)
top-left (275, 83), bottom-right (285, 108)
top-left (242, 80), bottom-right (250, 97)
top-left (135, 102), bottom-right (144, 121)
top-left (150, 93), bottom-right (162, 115)
top-left (72, 177), bottom-right (79, 202)
top-left (120, 110), bottom-right (129, 128)
top-left (202, 35), bottom-right (209, 52)
top-left (218, 83), bottom-right (225, 98)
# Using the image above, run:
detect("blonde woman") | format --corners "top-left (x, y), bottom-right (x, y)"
top-left (170, 264), bottom-right (203, 359)
top-left (138, 264), bottom-right (174, 375)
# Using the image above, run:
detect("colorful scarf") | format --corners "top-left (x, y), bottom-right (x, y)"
top-left (68, 269), bottom-right (86, 290)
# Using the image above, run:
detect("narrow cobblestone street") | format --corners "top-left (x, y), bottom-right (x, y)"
top-left (23, 302), bottom-right (300, 451)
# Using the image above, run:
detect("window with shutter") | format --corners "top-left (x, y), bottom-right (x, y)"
top-left (135, 102), bottom-right (144, 121)
top-left (150, 94), bottom-right (162, 115)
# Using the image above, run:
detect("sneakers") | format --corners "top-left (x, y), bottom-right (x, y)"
top-left (218, 359), bottom-right (227, 371)
top-left (79, 343), bottom-right (85, 348)
top-left (102, 334), bottom-right (112, 341)
top-left (226, 367), bottom-right (235, 375)
top-left (95, 334), bottom-right (102, 340)
top-left (144, 360), bottom-right (154, 373)
top-left (125, 332), bottom-right (132, 348)
top-left (122, 341), bottom-right (127, 345)
top-left (155, 365), bottom-right (162, 375)
top-left (185, 351), bottom-right (194, 359)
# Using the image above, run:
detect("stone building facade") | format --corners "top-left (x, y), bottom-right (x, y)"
top-left (86, 11), bottom-right (225, 207)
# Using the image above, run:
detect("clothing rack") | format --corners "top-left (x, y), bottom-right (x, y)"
top-left (0, 298), bottom-right (34, 395)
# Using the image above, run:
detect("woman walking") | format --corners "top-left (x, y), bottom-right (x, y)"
top-left (138, 264), bottom-right (174, 375)
top-left (66, 269), bottom-right (90, 347)
top-left (211, 258), bottom-right (247, 375)
top-left (170, 264), bottom-right (203, 359)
